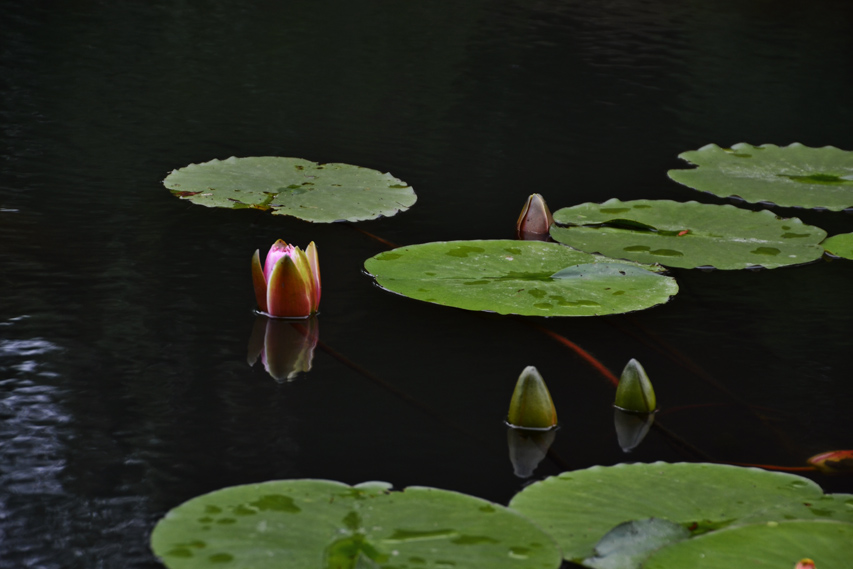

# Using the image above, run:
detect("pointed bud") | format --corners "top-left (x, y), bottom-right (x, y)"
top-left (806, 450), bottom-right (853, 475)
top-left (516, 194), bottom-right (554, 239)
top-left (794, 559), bottom-right (816, 569)
top-left (614, 359), bottom-right (657, 413)
top-left (507, 366), bottom-right (558, 429)
top-left (251, 249), bottom-right (268, 314)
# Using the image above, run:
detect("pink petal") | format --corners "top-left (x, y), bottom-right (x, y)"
top-left (267, 254), bottom-right (314, 318)
top-left (264, 239), bottom-right (293, 282)
top-left (306, 241), bottom-right (321, 311)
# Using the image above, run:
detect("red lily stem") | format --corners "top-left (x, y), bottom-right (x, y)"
top-left (526, 321), bottom-right (620, 387)
top-left (346, 223), bottom-right (399, 249)
top-left (727, 462), bottom-right (816, 472)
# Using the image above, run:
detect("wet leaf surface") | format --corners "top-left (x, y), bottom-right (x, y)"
top-left (550, 199), bottom-right (825, 269)
top-left (643, 520), bottom-right (853, 569)
top-left (822, 233), bottom-right (853, 260)
top-left (508, 462), bottom-right (853, 563)
top-left (164, 156), bottom-right (416, 222)
top-left (151, 479), bottom-right (562, 569)
top-left (363, 240), bottom-right (678, 316)
top-left (667, 143), bottom-right (853, 210)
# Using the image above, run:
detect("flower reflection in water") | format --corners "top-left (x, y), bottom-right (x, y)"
top-left (247, 315), bottom-right (319, 382)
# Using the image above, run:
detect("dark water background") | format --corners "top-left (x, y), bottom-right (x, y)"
top-left (2, 1), bottom-right (853, 567)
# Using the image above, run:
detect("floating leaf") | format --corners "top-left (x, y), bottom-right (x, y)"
top-left (363, 240), bottom-right (678, 317)
top-left (667, 143), bottom-right (853, 211)
top-left (164, 156), bottom-right (416, 222)
top-left (643, 520), bottom-right (853, 569)
top-left (151, 479), bottom-right (562, 569)
top-left (822, 233), bottom-right (853, 260)
top-left (508, 462), bottom-right (853, 562)
top-left (582, 518), bottom-right (690, 569)
top-left (550, 199), bottom-right (825, 269)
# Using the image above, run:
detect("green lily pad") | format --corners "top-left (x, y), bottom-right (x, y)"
top-left (164, 156), bottom-right (416, 222)
top-left (822, 232), bottom-right (853, 260)
top-left (363, 240), bottom-right (678, 317)
top-left (150, 479), bottom-right (562, 569)
top-left (508, 462), bottom-right (852, 563)
top-left (549, 199), bottom-right (826, 269)
top-left (667, 143), bottom-right (853, 211)
top-left (643, 520), bottom-right (853, 569)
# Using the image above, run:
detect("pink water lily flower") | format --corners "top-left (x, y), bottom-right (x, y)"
top-left (251, 240), bottom-right (321, 318)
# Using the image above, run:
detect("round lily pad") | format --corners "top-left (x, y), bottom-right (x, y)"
top-left (549, 199), bottom-right (826, 270)
top-left (508, 462), bottom-right (851, 562)
top-left (363, 240), bottom-right (678, 317)
top-left (150, 479), bottom-right (562, 569)
top-left (822, 232), bottom-right (853, 260)
top-left (643, 520), bottom-right (853, 569)
top-left (667, 143), bottom-right (853, 211)
top-left (164, 156), bottom-right (416, 223)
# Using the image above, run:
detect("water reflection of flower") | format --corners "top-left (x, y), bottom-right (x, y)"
top-left (247, 315), bottom-right (319, 382)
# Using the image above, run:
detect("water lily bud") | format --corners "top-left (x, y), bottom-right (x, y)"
top-left (614, 358), bottom-right (657, 413)
top-left (516, 194), bottom-right (554, 239)
top-left (806, 450), bottom-right (853, 475)
top-left (795, 559), bottom-right (816, 569)
top-left (507, 366), bottom-right (558, 429)
top-left (252, 240), bottom-right (321, 318)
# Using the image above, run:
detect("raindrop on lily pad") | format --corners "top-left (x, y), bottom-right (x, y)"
top-left (550, 199), bottom-right (826, 270)
top-left (164, 156), bottom-right (416, 223)
top-left (150, 479), bottom-right (562, 569)
top-left (363, 240), bottom-right (678, 317)
top-left (508, 462), bottom-right (853, 563)
top-left (643, 520), bottom-right (853, 569)
top-left (822, 232), bottom-right (853, 260)
top-left (668, 143), bottom-right (853, 211)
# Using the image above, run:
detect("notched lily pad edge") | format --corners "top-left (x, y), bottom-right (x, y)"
top-left (163, 156), bottom-right (416, 223)
top-left (668, 142), bottom-right (853, 212)
top-left (550, 199), bottom-right (828, 271)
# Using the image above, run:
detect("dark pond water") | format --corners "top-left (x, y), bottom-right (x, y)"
top-left (2, 1), bottom-right (853, 567)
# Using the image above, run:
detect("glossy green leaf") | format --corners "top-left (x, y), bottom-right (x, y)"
top-left (643, 520), bottom-right (853, 569)
top-left (667, 143), bottom-right (853, 211)
top-left (550, 199), bottom-right (825, 269)
top-left (164, 156), bottom-right (416, 222)
top-left (822, 232), bottom-right (853, 260)
top-left (582, 518), bottom-right (690, 569)
top-left (363, 240), bottom-right (678, 317)
top-left (508, 462), bottom-right (853, 562)
top-left (150, 479), bottom-right (562, 569)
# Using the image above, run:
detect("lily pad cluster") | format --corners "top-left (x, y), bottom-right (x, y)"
top-left (510, 462), bottom-right (853, 568)
top-left (151, 464), bottom-right (853, 569)
top-left (151, 479), bottom-right (562, 569)
top-left (164, 156), bottom-right (416, 223)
